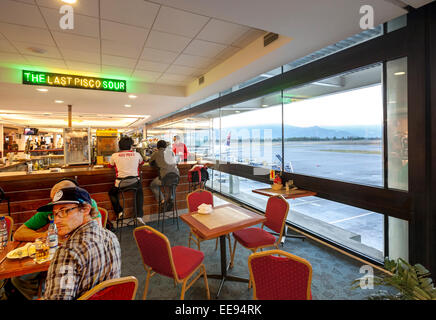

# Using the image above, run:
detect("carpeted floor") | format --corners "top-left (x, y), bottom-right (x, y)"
top-left (119, 213), bottom-right (386, 300)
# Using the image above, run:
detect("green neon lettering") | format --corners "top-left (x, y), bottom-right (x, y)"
top-left (103, 80), bottom-right (108, 89)
top-left (23, 72), bottom-right (31, 82)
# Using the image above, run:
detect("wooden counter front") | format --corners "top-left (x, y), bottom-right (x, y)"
top-left (0, 162), bottom-right (202, 232)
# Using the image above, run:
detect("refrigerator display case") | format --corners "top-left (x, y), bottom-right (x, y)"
top-left (63, 128), bottom-right (91, 166)
top-left (96, 129), bottom-right (118, 165)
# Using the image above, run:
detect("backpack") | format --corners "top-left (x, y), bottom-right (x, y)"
top-left (188, 165), bottom-right (209, 183)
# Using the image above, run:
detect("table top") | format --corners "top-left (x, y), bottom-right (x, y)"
top-left (252, 187), bottom-right (317, 199)
top-left (180, 203), bottom-right (266, 240)
top-left (0, 241), bottom-right (50, 280)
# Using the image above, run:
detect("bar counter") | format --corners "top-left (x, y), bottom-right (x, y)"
top-left (0, 161), bottom-right (203, 232)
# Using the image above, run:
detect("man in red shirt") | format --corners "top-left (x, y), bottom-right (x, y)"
top-left (172, 135), bottom-right (188, 162)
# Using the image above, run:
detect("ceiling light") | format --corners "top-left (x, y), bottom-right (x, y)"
top-left (61, 0), bottom-right (77, 4)
top-left (55, 100), bottom-right (64, 103)
top-left (261, 104), bottom-right (268, 107)
top-left (27, 47), bottom-right (47, 54)
top-left (235, 110), bottom-right (240, 113)
top-left (36, 88), bottom-right (48, 92)
top-left (124, 104), bottom-right (132, 108)
top-left (128, 95), bottom-right (137, 99)
top-left (394, 72), bottom-right (406, 76)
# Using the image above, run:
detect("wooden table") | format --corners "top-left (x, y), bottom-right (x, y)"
top-left (252, 187), bottom-right (317, 199)
top-left (180, 203), bottom-right (266, 298)
top-left (0, 241), bottom-right (50, 280)
top-left (252, 187), bottom-right (317, 243)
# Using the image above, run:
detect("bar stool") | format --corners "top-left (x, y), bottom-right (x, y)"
top-left (157, 172), bottom-right (180, 233)
top-left (116, 176), bottom-right (141, 241)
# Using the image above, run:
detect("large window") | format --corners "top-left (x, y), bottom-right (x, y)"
top-left (283, 63), bottom-right (383, 186)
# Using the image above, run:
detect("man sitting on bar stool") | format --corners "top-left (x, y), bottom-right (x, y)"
top-left (149, 140), bottom-right (180, 213)
top-left (108, 136), bottom-right (145, 225)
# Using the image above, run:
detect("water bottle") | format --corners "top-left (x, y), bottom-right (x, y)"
top-left (0, 216), bottom-right (8, 250)
top-left (47, 220), bottom-right (58, 259)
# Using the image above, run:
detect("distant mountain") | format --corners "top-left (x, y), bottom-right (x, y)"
top-left (220, 124), bottom-right (382, 139)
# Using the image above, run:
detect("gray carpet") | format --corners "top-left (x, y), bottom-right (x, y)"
top-left (118, 216), bottom-right (386, 300)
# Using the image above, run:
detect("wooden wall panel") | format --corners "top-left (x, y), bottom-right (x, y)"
top-left (0, 163), bottom-right (196, 233)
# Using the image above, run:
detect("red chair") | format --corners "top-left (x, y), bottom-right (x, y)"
top-left (133, 225), bottom-right (210, 300)
top-left (248, 250), bottom-right (312, 300)
top-left (4, 215), bottom-right (13, 241)
top-left (98, 207), bottom-right (108, 228)
top-left (78, 276), bottom-right (138, 300)
top-left (229, 195), bottom-right (289, 286)
top-left (186, 189), bottom-right (232, 252)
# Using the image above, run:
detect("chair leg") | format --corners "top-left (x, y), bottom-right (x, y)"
top-left (180, 278), bottom-right (188, 300)
top-left (229, 238), bottom-right (238, 269)
top-left (143, 269), bottom-right (152, 300)
top-left (202, 264), bottom-right (210, 300)
top-left (227, 235), bottom-right (232, 255)
top-left (214, 238), bottom-right (218, 251)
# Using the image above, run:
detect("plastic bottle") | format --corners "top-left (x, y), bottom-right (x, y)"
top-left (47, 220), bottom-right (58, 259)
top-left (0, 216), bottom-right (8, 250)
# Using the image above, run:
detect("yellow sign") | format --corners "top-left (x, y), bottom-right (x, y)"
top-left (96, 129), bottom-right (118, 137)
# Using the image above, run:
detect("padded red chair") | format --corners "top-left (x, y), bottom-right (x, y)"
top-left (229, 195), bottom-right (289, 286)
top-left (133, 225), bottom-right (210, 300)
top-left (78, 276), bottom-right (138, 300)
top-left (186, 189), bottom-right (232, 252)
top-left (4, 215), bottom-right (13, 241)
top-left (98, 207), bottom-right (108, 228)
top-left (248, 250), bottom-right (312, 300)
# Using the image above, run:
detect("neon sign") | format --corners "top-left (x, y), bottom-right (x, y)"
top-left (22, 70), bottom-right (126, 92)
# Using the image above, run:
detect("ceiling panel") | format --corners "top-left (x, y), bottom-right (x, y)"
top-left (153, 6), bottom-right (209, 38)
top-left (65, 61), bottom-right (101, 73)
top-left (102, 54), bottom-right (138, 69)
top-left (0, 0), bottom-right (47, 28)
top-left (36, 0), bottom-right (100, 18)
top-left (140, 47), bottom-right (179, 64)
top-left (145, 30), bottom-right (191, 53)
top-left (101, 65), bottom-right (133, 78)
top-left (197, 19), bottom-right (250, 45)
top-left (24, 55), bottom-right (68, 69)
top-left (59, 47), bottom-right (101, 64)
top-left (159, 73), bottom-right (194, 82)
top-left (173, 53), bottom-right (214, 69)
top-left (101, 39), bottom-right (143, 59)
top-left (136, 60), bottom-right (169, 73)
top-left (131, 69), bottom-right (162, 82)
top-left (165, 64), bottom-right (203, 76)
top-left (101, 20), bottom-right (149, 45)
top-left (40, 7), bottom-right (100, 38)
top-left (183, 39), bottom-right (227, 58)
top-left (100, 0), bottom-right (160, 29)
top-left (13, 41), bottom-right (62, 59)
top-left (52, 31), bottom-right (100, 52)
top-left (0, 22), bottom-right (55, 46)
top-left (0, 52), bottom-right (27, 66)
top-left (0, 39), bottom-right (18, 54)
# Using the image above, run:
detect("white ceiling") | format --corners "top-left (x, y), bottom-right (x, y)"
top-left (0, 0), bottom-right (432, 129)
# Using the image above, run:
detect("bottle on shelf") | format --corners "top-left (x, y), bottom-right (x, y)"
top-left (0, 216), bottom-right (8, 250)
top-left (47, 220), bottom-right (58, 259)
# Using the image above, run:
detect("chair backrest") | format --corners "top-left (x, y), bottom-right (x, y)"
top-left (118, 176), bottom-right (140, 189)
top-left (264, 195), bottom-right (289, 234)
top-left (186, 189), bottom-right (213, 213)
top-left (98, 207), bottom-right (108, 228)
top-left (133, 226), bottom-right (178, 280)
top-left (78, 276), bottom-right (138, 300)
top-left (3, 215), bottom-right (13, 241)
top-left (248, 250), bottom-right (312, 300)
top-left (0, 187), bottom-right (6, 202)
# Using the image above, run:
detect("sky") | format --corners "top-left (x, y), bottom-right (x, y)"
top-left (220, 85), bottom-right (383, 128)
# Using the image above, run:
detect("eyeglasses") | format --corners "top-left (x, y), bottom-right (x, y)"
top-left (51, 206), bottom-right (79, 219)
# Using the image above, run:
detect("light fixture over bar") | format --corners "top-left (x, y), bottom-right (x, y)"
top-left (22, 70), bottom-right (127, 92)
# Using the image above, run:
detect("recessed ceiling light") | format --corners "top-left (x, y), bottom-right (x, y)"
top-left (128, 95), bottom-right (137, 99)
top-left (124, 104), bottom-right (132, 108)
top-left (235, 110), bottom-right (240, 113)
top-left (27, 47), bottom-right (47, 54)
top-left (394, 72), bottom-right (406, 76)
top-left (61, 0), bottom-right (77, 4)
top-left (261, 104), bottom-right (268, 107)
top-left (36, 88), bottom-right (48, 92)
top-left (55, 100), bottom-right (64, 103)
